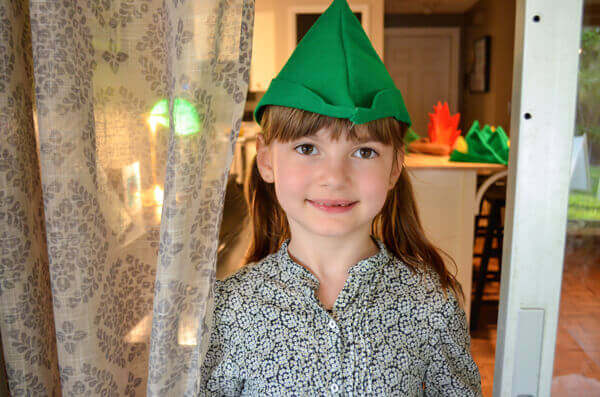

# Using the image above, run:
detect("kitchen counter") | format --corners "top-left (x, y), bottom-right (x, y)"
top-left (405, 153), bottom-right (507, 172)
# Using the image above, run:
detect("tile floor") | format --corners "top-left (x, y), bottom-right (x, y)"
top-left (469, 234), bottom-right (600, 396)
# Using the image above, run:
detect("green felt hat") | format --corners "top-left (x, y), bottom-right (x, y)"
top-left (253, 0), bottom-right (411, 126)
top-left (449, 121), bottom-right (510, 165)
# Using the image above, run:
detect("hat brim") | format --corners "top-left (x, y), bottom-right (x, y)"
top-left (254, 78), bottom-right (412, 127)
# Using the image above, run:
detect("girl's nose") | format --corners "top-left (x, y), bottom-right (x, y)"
top-left (318, 158), bottom-right (351, 188)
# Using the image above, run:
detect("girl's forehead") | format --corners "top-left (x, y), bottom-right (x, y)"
top-left (295, 126), bottom-right (377, 143)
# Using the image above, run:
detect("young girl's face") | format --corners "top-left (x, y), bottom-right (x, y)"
top-left (256, 127), bottom-right (403, 240)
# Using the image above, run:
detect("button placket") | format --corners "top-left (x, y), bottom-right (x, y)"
top-left (328, 318), bottom-right (337, 329)
top-left (325, 314), bottom-right (344, 395)
top-left (330, 382), bottom-right (339, 393)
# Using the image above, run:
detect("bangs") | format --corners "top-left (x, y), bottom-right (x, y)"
top-left (259, 105), bottom-right (407, 150)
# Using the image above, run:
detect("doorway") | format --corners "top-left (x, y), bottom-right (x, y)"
top-left (384, 27), bottom-right (460, 136)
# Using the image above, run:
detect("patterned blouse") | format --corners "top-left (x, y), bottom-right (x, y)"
top-left (200, 238), bottom-right (482, 396)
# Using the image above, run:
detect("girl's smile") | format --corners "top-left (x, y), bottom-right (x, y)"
top-left (306, 199), bottom-right (358, 213)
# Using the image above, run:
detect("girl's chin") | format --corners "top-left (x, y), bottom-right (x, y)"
top-left (302, 224), bottom-right (361, 238)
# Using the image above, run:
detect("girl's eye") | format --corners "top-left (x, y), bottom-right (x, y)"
top-left (353, 147), bottom-right (378, 159)
top-left (294, 144), bottom-right (318, 155)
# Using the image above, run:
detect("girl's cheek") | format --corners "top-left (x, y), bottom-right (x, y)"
top-left (279, 164), bottom-right (309, 188)
top-left (359, 165), bottom-right (391, 191)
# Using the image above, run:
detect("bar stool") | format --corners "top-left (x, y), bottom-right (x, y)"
top-left (470, 175), bottom-right (506, 331)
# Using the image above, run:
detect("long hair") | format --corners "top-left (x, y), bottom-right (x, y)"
top-left (243, 105), bottom-right (463, 302)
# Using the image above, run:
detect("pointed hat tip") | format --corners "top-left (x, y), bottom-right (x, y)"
top-left (328, 0), bottom-right (355, 16)
top-left (253, 0), bottom-right (412, 127)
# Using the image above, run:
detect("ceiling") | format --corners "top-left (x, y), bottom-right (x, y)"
top-left (385, 0), bottom-right (480, 14)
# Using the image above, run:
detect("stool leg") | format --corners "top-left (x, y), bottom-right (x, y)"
top-left (470, 200), bottom-right (501, 331)
top-left (473, 198), bottom-right (490, 260)
top-left (497, 205), bottom-right (505, 269)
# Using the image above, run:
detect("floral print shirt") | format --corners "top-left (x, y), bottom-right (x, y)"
top-left (200, 238), bottom-right (482, 396)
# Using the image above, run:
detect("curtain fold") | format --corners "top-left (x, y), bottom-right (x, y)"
top-left (0, 0), bottom-right (254, 395)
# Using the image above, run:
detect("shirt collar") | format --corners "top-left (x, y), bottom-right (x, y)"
top-left (275, 236), bottom-right (393, 287)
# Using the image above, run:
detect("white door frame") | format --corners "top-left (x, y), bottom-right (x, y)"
top-left (384, 27), bottom-right (461, 114)
top-left (494, 0), bottom-right (583, 396)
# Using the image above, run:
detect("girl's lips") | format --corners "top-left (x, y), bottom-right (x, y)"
top-left (306, 199), bottom-right (358, 213)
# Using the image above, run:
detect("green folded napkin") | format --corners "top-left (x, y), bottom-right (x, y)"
top-left (449, 121), bottom-right (509, 165)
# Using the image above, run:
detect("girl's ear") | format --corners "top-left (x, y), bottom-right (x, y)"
top-left (256, 133), bottom-right (275, 183)
top-left (388, 148), bottom-right (404, 190)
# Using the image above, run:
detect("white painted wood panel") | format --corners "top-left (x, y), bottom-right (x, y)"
top-left (493, 0), bottom-right (583, 395)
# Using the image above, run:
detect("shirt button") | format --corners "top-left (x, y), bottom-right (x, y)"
top-left (328, 319), bottom-right (336, 329)
top-left (330, 383), bottom-right (339, 393)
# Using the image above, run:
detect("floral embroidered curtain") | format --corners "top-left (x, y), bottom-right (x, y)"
top-left (0, 0), bottom-right (254, 394)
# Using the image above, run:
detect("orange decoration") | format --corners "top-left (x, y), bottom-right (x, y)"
top-left (427, 101), bottom-right (461, 147)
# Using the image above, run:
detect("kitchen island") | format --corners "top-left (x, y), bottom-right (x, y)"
top-left (405, 153), bottom-right (507, 321)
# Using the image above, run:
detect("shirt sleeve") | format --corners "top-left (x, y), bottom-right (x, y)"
top-left (198, 280), bottom-right (245, 396)
top-left (424, 291), bottom-right (483, 396)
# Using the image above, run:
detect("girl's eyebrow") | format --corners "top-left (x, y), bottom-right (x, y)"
top-left (296, 135), bottom-right (378, 144)
top-left (292, 136), bottom-right (327, 143)
top-left (352, 136), bottom-right (378, 144)
top-left (347, 135), bottom-right (381, 145)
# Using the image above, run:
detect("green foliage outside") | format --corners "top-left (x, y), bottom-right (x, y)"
top-left (568, 166), bottom-right (600, 221)
top-left (576, 27), bottom-right (600, 158)
top-left (568, 27), bottom-right (600, 222)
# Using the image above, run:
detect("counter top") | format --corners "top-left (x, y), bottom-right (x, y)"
top-left (405, 153), bottom-right (507, 172)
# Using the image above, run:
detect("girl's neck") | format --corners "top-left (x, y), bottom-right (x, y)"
top-left (287, 233), bottom-right (379, 282)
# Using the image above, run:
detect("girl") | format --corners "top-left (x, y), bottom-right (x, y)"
top-left (200, 0), bottom-right (482, 395)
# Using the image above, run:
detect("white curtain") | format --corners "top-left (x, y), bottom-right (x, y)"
top-left (0, 0), bottom-right (254, 394)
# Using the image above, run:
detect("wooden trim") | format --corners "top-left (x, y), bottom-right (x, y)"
top-left (385, 13), bottom-right (466, 27)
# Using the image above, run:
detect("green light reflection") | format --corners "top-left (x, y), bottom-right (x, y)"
top-left (148, 98), bottom-right (201, 136)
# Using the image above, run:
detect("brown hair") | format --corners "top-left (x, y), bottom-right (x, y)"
top-left (243, 105), bottom-right (463, 302)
